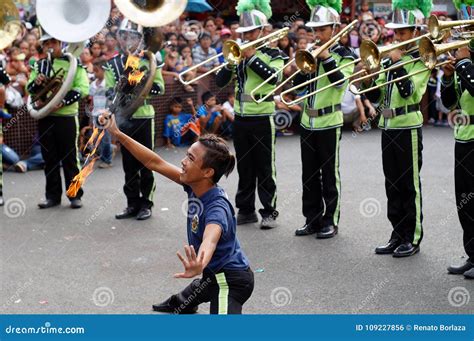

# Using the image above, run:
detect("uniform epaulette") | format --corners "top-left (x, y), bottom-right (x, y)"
top-left (260, 47), bottom-right (289, 60)
top-left (330, 45), bottom-right (357, 60)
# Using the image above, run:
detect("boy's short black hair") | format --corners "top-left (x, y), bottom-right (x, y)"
top-left (199, 32), bottom-right (211, 41)
top-left (199, 134), bottom-right (235, 184)
top-left (170, 97), bottom-right (183, 106)
top-left (201, 91), bottom-right (215, 104)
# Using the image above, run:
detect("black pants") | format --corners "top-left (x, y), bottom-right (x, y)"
top-left (233, 116), bottom-right (277, 218)
top-left (38, 115), bottom-right (82, 201)
top-left (300, 127), bottom-right (341, 228)
top-left (381, 128), bottom-right (423, 245)
top-left (455, 141), bottom-right (474, 260)
top-left (172, 268), bottom-right (254, 314)
top-left (121, 118), bottom-right (155, 209)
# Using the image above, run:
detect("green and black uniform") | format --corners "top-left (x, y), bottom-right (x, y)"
top-left (27, 56), bottom-right (89, 202)
top-left (441, 53), bottom-right (474, 261)
top-left (216, 47), bottom-right (287, 218)
top-left (364, 48), bottom-right (430, 246)
top-left (105, 54), bottom-right (164, 210)
top-left (293, 44), bottom-right (356, 229)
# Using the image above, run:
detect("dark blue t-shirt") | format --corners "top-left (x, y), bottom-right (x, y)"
top-left (184, 185), bottom-right (249, 273)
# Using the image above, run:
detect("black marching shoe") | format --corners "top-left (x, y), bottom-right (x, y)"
top-left (38, 199), bottom-right (61, 209)
top-left (236, 211), bottom-right (258, 225)
top-left (295, 224), bottom-right (317, 236)
top-left (316, 225), bottom-right (338, 239)
top-left (447, 259), bottom-right (474, 275)
top-left (464, 268), bottom-right (474, 279)
top-left (70, 199), bottom-right (82, 209)
top-left (152, 295), bottom-right (198, 314)
top-left (375, 239), bottom-right (401, 255)
top-left (136, 208), bottom-right (152, 221)
top-left (115, 207), bottom-right (139, 219)
top-left (393, 242), bottom-right (420, 258)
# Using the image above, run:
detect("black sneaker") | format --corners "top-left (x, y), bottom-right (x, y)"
top-left (152, 295), bottom-right (198, 314)
top-left (115, 207), bottom-right (139, 219)
top-left (236, 211), bottom-right (258, 225)
top-left (447, 259), bottom-right (474, 275)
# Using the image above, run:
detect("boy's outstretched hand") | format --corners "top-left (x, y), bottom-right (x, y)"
top-left (98, 110), bottom-right (120, 136)
top-left (174, 245), bottom-right (205, 279)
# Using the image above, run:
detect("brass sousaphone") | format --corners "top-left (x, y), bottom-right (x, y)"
top-left (28, 0), bottom-right (111, 119)
top-left (0, 0), bottom-right (23, 51)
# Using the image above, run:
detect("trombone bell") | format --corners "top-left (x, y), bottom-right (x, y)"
top-left (222, 41), bottom-right (242, 66)
top-left (295, 50), bottom-right (317, 73)
top-left (419, 37), bottom-right (471, 69)
top-left (360, 40), bottom-right (381, 70)
top-left (429, 14), bottom-right (474, 39)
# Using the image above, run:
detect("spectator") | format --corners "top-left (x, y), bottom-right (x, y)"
top-left (165, 32), bottom-right (178, 48)
top-left (192, 33), bottom-right (219, 75)
top-left (5, 48), bottom-right (28, 105)
top-left (104, 32), bottom-right (119, 60)
top-left (80, 48), bottom-right (95, 81)
top-left (204, 17), bottom-right (220, 48)
top-left (90, 41), bottom-right (104, 61)
top-left (229, 21), bottom-right (241, 43)
top-left (217, 28), bottom-right (232, 64)
top-left (278, 35), bottom-right (294, 59)
top-left (89, 60), bottom-right (113, 168)
top-left (162, 44), bottom-right (194, 92)
top-left (196, 91), bottom-right (222, 134)
top-left (274, 89), bottom-right (302, 134)
top-left (163, 97), bottom-right (199, 147)
top-left (358, 1), bottom-right (375, 22)
top-left (296, 37), bottom-right (308, 51)
top-left (184, 31), bottom-right (198, 49)
top-left (14, 136), bottom-right (45, 173)
top-left (25, 33), bottom-right (38, 47)
top-left (177, 34), bottom-right (188, 48)
top-left (296, 25), bottom-right (308, 40)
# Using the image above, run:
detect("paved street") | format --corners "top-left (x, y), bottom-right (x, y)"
top-left (1, 126), bottom-right (473, 314)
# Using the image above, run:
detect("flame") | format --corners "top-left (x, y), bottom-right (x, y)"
top-left (128, 70), bottom-right (145, 85)
top-left (125, 55), bottom-right (140, 70)
top-left (66, 128), bottom-right (105, 197)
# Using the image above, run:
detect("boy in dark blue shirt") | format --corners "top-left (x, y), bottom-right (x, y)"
top-left (100, 112), bottom-right (254, 314)
top-left (163, 97), bottom-right (199, 148)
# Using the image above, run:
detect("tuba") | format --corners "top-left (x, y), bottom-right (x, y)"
top-left (28, 0), bottom-right (111, 120)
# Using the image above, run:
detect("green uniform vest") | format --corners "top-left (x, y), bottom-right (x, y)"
top-left (371, 55), bottom-right (430, 130)
top-left (454, 74), bottom-right (474, 142)
top-left (232, 49), bottom-right (285, 116)
top-left (300, 53), bottom-right (355, 130)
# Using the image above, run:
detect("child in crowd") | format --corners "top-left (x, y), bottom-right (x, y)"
top-left (164, 97), bottom-right (200, 147)
top-left (196, 91), bottom-right (222, 134)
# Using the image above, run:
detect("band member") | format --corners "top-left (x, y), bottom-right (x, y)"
top-left (99, 112), bottom-right (254, 314)
top-left (293, 0), bottom-right (356, 239)
top-left (27, 32), bottom-right (89, 209)
top-left (361, 0), bottom-right (433, 257)
top-left (106, 20), bottom-right (165, 221)
top-left (216, 0), bottom-right (288, 229)
top-left (0, 67), bottom-right (11, 206)
top-left (442, 11), bottom-right (474, 278)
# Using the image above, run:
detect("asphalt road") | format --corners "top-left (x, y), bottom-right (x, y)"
top-left (1, 126), bottom-right (473, 314)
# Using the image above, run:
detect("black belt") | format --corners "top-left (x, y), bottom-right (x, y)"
top-left (239, 94), bottom-right (273, 103)
top-left (307, 104), bottom-right (342, 118)
top-left (382, 104), bottom-right (420, 118)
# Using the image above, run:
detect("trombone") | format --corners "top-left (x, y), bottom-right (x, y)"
top-left (350, 37), bottom-right (470, 95)
top-left (250, 20), bottom-right (359, 104)
top-left (428, 14), bottom-right (474, 39)
top-left (178, 27), bottom-right (289, 85)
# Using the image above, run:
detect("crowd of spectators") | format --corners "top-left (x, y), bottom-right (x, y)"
top-left (0, 1), bottom-right (456, 159)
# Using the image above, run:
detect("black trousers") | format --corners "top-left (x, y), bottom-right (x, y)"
top-left (381, 128), bottom-right (423, 245)
top-left (300, 127), bottom-right (342, 228)
top-left (173, 268), bottom-right (254, 314)
top-left (121, 118), bottom-right (155, 209)
top-left (38, 115), bottom-right (82, 201)
top-left (233, 116), bottom-right (277, 218)
top-left (455, 141), bottom-right (474, 260)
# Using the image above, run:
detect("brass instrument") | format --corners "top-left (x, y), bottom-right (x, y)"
top-left (428, 14), bottom-right (474, 39)
top-left (179, 27), bottom-right (290, 85)
top-left (114, 0), bottom-right (188, 27)
top-left (249, 20), bottom-right (359, 104)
